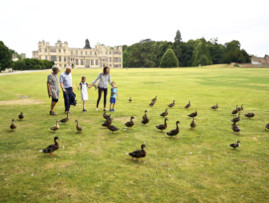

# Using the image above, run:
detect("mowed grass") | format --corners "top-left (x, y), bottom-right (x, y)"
top-left (0, 65), bottom-right (269, 202)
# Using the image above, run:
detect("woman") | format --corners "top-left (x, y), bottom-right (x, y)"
top-left (90, 66), bottom-right (113, 111)
top-left (47, 65), bottom-right (60, 115)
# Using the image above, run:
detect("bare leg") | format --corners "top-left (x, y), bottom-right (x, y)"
top-left (51, 101), bottom-right (56, 112)
top-left (83, 100), bottom-right (86, 110)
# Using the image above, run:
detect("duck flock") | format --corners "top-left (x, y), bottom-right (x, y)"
top-left (9, 97), bottom-right (269, 161)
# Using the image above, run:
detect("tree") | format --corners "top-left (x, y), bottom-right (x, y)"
top-left (160, 48), bottom-right (178, 67)
top-left (192, 38), bottom-right (212, 66)
top-left (174, 30), bottom-right (182, 43)
top-left (0, 41), bottom-right (12, 72)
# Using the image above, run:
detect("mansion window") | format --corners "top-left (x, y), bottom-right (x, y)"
top-left (76, 59), bottom-right (79, 65)
top-left (76, 51), bottom-right (78, 56)
top-left (71, 51), bottom-right (73, 55)
top-left (95, 60), bottom-right (98, 65)
top-left (50, 49), bottom-right (56, 52)
top-left (81, 51), bottom-right (83, 55)
top-left (81, 60), bottom-right (84, 65)
top-left (59, 49), bottom-right (61, 53)
top-left (64, 57), bottom-right (66, 62)
top-left (59, 56), bottom-right (61, 62)
top-left (51, 56), bottom-right (57, 61)
top-left (91, 60), bottom-right (94, 65)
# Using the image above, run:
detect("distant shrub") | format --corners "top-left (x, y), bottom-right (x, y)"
top-left (12, 59), bottom-right (54, 70)
top-left (160, 48), bottom-right (178, 68)
top-left (234, 64), bottom-right (240, 67)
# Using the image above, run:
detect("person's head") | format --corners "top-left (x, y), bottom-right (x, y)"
top-left (103, 66), bottom-right (110, 75)
top-left (65, 66), bottom-right (72, 74)
top-left (52, 65), bottom-right (60, 74)
top-left (111, 81), bottom-right (116, 87)
top-left (81, 76), bottom-right (86, 83)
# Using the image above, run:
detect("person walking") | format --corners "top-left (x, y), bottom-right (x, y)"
top-left (47, 65), bottom-right (60, 115)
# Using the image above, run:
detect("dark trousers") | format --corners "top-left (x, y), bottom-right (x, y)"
top-left (97, 87), bottom-right (107, 108)
top-left (63, 87), bottom-right (74, 112)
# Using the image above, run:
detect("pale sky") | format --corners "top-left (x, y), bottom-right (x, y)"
top-left (1, 0), bottom-right (269, 58)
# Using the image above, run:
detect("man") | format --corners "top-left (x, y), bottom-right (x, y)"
top-left (60, 66), bottom-right (76, 113)
top-left (47, 65), bottom-right (60, 115)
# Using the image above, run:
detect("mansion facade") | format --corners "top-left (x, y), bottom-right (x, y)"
top-left (32, 40), bottom-right (123, 69)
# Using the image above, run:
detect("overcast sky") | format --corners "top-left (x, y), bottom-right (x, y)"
top-left (1, 0), bottom-right (268, 57)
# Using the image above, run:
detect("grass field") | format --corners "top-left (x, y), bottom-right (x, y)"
top-left (0, 65), bottom-right (269, 202)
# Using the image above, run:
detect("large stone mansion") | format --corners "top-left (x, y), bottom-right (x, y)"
top-left (32, 40), bottom-right (123, 69)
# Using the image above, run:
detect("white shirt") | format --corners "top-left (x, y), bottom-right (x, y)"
top-left (60, 72), bottom-right (73, 89)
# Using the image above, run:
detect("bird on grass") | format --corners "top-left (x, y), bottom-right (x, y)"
top-left (50, 121), bottom-right (59, 132)
top-left (230, 140), bottom-right (240, 150)
top-left (185, 101), bottom-right (191, 109)
top-left (156, 118), bottom-right (168, 132)
top-left (149, 100), bottom-right (156, 107)
top-left (232, 105), bottom-right (239, 114)
top-left (211, 104), bottom-right (218, 110)
top-left (129, 97), bottom-right (132, 102)
top-left (75, 120), bottom-right (83, 132)
top-left (188, 108), bottom-right (197, 118)
top-left (103, 112), bottom-right (111, 120)
top-left (152, 96), bottom-right (157, 102)
top-left (59, 112), bottom-right (69, 123)
top-left (125, 116), bottom-right (135, 128)
top-left (10, 119), bottom-right (16, 130)
top-left (40, 136), bottom-right (59, 156)
top-left (160, 109), bottom-right (168, 117)
top-left (245, 111), bottom-right (255, 118)
top-left (231, 113), bottom-right (240, 123)
top-left (167, 121), bottom-right (180, 138)
top-left (168, 100), bottom-right (175, 108)
top-left (102, 117), bottom-right (112, 127)
top-left (190, 117), bottom-right (197, 129)
top-left (107, 123), bottom-right (119, 133)
top-left (265, 123), bottom-right (269, 131)
top-left (237, 104), bottom-right (244, 111)
top-left (129, 144), bottom-right (146, 162)
top-left (232, 121), bottom-right (240, 134)
top-left (18, 112), bottom-right (24, 120)
top-left (141, 110), bottom-right (149, 125)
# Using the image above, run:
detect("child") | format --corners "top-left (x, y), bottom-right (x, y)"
top-left (77, 76), bottom-right (90, 112)
top-left (110, 81), bottom-right (119, 112)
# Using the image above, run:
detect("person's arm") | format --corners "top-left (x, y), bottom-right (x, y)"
top-left (76, 83), bottom-right (80, 90)
top-left (47, 82), bottom-right (52, 97)
top-left (108, 74), bottom-right (112, 86)
top-left (60, 82), bottom-right (66, 92)
top-left (91, 73), bottom-right (101, 86)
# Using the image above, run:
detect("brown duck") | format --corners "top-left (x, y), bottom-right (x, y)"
top-left (211, 104), bottom-right (218, 110)
top-left (168, 100), bottom-right (175, 108)
top-left (230, 140), bottom-right (240, 150)
top-left (50, 121), bottom-right (59, 132)
top-left (160, 109), bottom-right (168, 117)
top-left (156, 118), bottom-right (168, 132)
top-left (40, 136), bottom-right (59, 156)
top-left (18, 112), bottom-right (24, 120)
top-left (231, 113), bottom-right (240, 123)
top-left (107, 123), bottom-right (119, 133)
top-left (75, 120), bottom-right (83, 132)
top-left (188, 108), bottom-right (197, 118)
top-left (125, 116), bottom-right (135, 128)
top-left (10, 119), bottom-right (16, 130)
top-left (232, 105), bottom-right (239, 114)
top-left (190, 117), bottom-right (197, 128)
top-left (245, 111), bottom-right (255, 118)
top-left (265, 123), bottom-right (269, 131)
top-left (129, 144), bottom-right (146, 161)
top-left (185, 101), bottom-right (191, 109)
top-left (103, 112), bottom-right (111, 120)
top-left (102, 117), bottom-right (112, 127)
top-left (237, 104), bottom-right (244, 111)
top-left (59, 112), bottom-right (69, 123)
top-left (232, 121), bottom-right (240, 134)
top-left (141, 110), bottom-right (149, 125)
top-left (167, 121), bottom-right (180, 138)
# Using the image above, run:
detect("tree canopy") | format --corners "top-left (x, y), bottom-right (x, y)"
top-left (160, 48), bottom-right (178, 67)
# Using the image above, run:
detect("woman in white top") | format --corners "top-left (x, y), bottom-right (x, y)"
top-left (89, 66), bottom-right (113, 111)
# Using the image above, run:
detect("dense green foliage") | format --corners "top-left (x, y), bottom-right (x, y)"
top-left (0, 41), bottom-right (12, 72)
top-left (160, 48), bottom-right (178, 67)
top-left (12, 58), bottom-right (54, 70)
top-left (123, 30), bottom-right (251, 67)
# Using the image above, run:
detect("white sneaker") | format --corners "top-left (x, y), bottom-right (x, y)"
top-left (96, 108), bottom-right (98, 111)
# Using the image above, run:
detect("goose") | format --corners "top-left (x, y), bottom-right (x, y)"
top-left (129, 144), bottom-right (146, 161)
top-left (232, 121), bottom-right (240, 134)
top-left (75, 120), bottom-right (83, 132)
top-left (102, 117), bottom-right (112, 127)
top-left (168, 100), bottom-right (175, 108)
top-left (40, 137), bottom-right (59, 156)
top-left (10, 119), bottom-right (16, 130)
top-left (185, 101), bottom-right (191, 109)
top-left (125, 116), bottom-right (135, 128)
top-left (265, 123), bottom-right (269, 131)
top-left (160, 109), bottom-right (168, 117)
top-left (18, 112), bottom-right (24, 120)
top-left (231, 113), bottom-right (240, 123)
top-left (211, 104), bottom-right (218, 110)
top-left (190, 117), bottom-right (196, 128)
top-left (107, 123), bottom-right (119, 133)
top-left (50, 121), bottom-right (59, 132)
top-left (103, 112), bottom-right (111, 120)
top-left (129, 97), bottom-right (132, 102)
top-left (245, 111), bottom-right (255, 118)
top-left (167, 121), bottom-right (180, 138)
top-left (188, 108), bottom-right (197, 118)
top-left (230, 140), bottom-right (240, 150)
top-left (156, 118), bottom-right (168, 132)
top-left (141, 110), bottom-right (149, 125)
top-left (59, 112), bottom-right (69, 123)
top-left (232, 105), bottom-right (239, 114)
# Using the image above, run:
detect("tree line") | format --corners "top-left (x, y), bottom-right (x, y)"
top-left (123, 30), bottom-right (251, 67)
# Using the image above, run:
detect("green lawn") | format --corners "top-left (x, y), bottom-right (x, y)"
top-left (0, 65), bottom-right (268, 202)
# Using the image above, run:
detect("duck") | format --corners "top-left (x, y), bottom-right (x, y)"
top-left (75, 120), bottom-right (83, 132)
top-left (102, 117), bottom-right (112, 127)
top-left (50, 120), bottom-right (59, 132)
top-left (168, 100), bottom-right (175, 108)
top-left (152, 96), bottom-right (157, 102)
top-left (167, 121), bottom-right (180, 138)
top-left (10, 119), bottom-right (16, 130)
top-left (160, 109), bottom-right (168, 117)
top-left (245, 111), bottom-right (255, 118)
top-left (103, 112), bottom-right (111, 120)
top-left (149, 100), bottom-right (156, 106)
top-left (18, 112), bottom-right (24, 120)
top-left (125, 116), bottom-right (135, 128)
top-left (211, 104), bottom-right (218, 110)
top-left (231, 113), bottom-right (240, 123)
top-left (156, 118), bottom-right (168, 132)
top-left (230, 140), bottom-right (240, 150)
top-left (232, 121), bottom-right (240, 134)
top-left (141, 110), bottom-right (149, 125)
top-left (188, 108), bottom-right (197, 118)
top-left (40, 136), bottom-right (59, 156)
top-left (265, 123), bottom-right (269, 131)
top-left (129, 144), bottom-right (146, 161)
top-left (238, 104), bottom-right (244, 111)
top-left (185, 101), bottom-right (191, 109)
top-left (59, 112), bottom-right (69, 123)
top-left (190, 117), bottom-right (197, 128)
top-left (232, 105), bottom-right (239, 114)
top-left (129, 97), bottom-right (132, 102)
top-left (107, 123), bottom-right (119, 133)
